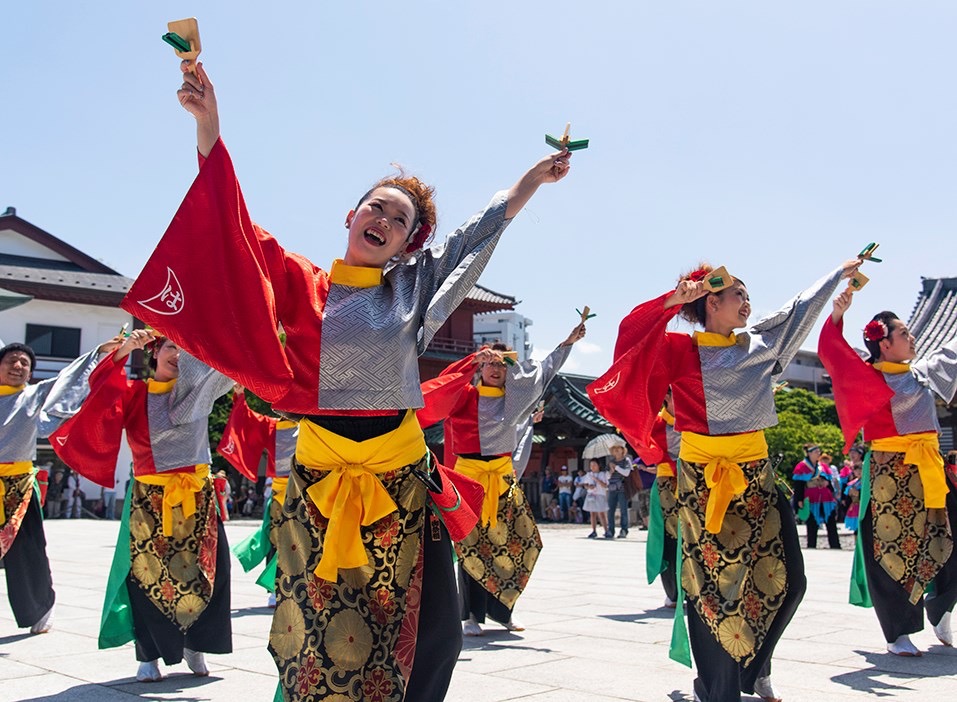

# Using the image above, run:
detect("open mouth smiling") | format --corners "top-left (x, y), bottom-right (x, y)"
top-left (364, 228), bottom-right (386, 247)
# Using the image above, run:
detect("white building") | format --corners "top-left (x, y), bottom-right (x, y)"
top-left (473, 311), bottom-right (533, 362)
top-left (0, 207), bottom-right (135, 507)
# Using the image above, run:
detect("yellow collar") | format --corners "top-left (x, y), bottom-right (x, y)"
top-left (659, 408), bottom-right (675, 426)
top-left (276, 419), bottom-right (298, 430)
top-left (329, 259), bottom-right (383, 288)
top-left (477, 383), bottom-right (506, 397)
top-left (0, 385), bottom-right (25, 396)
top-left (147, 378), bottom-right (177, 394)
top-left (873, 361), bottom-right (911, 375)
top-left (693, 331), bottom-right (737, 347)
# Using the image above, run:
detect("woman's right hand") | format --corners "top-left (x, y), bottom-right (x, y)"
top-left (663, 279), bottom-right (708, 310)
top-left (830, 289), bottom-right (853, 325)
top-left (114, 329), bottom-right (155, 361)
top-left (177, 61), bottom-right (220, 157)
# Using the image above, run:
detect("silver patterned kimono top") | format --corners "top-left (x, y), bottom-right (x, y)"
top-left (317, 193), bottom-right (511, 411)
top-left (664, 421), bottom-right (681, 463)
top-left (0, 348), bottom-right (102, 463)
top-left (881, 336), bottom-right (957, 436)
top-left (476, 344), bottom-right (572, 456)
top-left (693, 266), bottom-right (844, 436)
top-left (274, 422), bottom-right (299, 478)
top-left (145, 352), bottom-right (234, 473)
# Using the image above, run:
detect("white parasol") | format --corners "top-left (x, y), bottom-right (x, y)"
top-left (582, 433), bottom-right (626, 459)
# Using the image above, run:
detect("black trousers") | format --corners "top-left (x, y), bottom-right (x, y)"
top-left (129, 520), bottom-right (232, 664)
top-left (405, 519), bottom-right (462, 702)
top-left (861, 488), bottom-right (957, 642)
top-left (4, 494), bottom-right (55, 627)
top-left (805, 511), bottom-right (841, 549)
top-left (459, 567), bottom-right (512, 625)
top-left (689, 492), bottom-right (807, 702)
top-left (660, 531), bottom-right (679, 603)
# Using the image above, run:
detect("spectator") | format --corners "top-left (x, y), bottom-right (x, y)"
top-left (572, 468), bottom-right (587, 515)
top-left (541, 467), bottom-right (558, 519)
top-left (605, 443), bottom-right (633, 537)
top-left (633, 459), bottom-right (657, 530)
top-left (582, 458), bottom-right (610, 538)
top-left (545, 498), bottom-right (562, 522)
top-left (792, 443), bottom-right (841, 549)
top-left (568, 501), bottom-right (583, 524)
top-left (101, 479), bottom-right (118, 521)
top-left (556, 466), bottom-right (573, 521)
top-left (65, 470), bottom-right (83, 519)
top-left (46, 470), bottom-right (65, 519)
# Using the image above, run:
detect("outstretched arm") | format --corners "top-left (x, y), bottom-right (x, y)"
top-left (504, 150), bottom-right (572, 218)
top-left (178, 61), bottom-right (220, 158)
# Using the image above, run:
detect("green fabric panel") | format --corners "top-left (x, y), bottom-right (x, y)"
top-left (255, 553), bottom-right (278, 593)
top-left (646, 478), bottom-right (665, 584)
top-left (232, 498), bottom-right (273, 572)
top-left (849, 451), bottom-right (873, 607)
top-left (668, 516), bottom-right (692, 668)
top-left (98, 478), bottom-right (135, 649)
top-left (797, 499), bottom-right (810, 522)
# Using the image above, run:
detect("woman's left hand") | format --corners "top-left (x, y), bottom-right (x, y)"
top-left (562, 322), bottom-right (586, 346)
top-left (841, 258), bottom-right (863, 279)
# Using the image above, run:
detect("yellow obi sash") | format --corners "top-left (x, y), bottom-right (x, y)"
top-left (679, 431), bottom-right (769, 533)
top-left (454, 455), bottom-right (513, 527)
top-left (136, 465), bottom-right (209, 536)
top-left (657, 463), bottom-right (676, 478)
top-left (0, 461), bottom-right (33, 525)
top-left (296, 410), bottom-right (427, 582)
top-left (871, 432), bottom-right (948, 509)
top-left (271, 476), bottom-right (289, 507)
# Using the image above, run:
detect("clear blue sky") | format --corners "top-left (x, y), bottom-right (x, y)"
top-left (3, 3), bottom-right (955, 376)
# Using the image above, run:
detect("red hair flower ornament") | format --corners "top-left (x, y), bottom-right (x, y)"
top-left (864, 320), bottom-right (888, 343)
top-left (688, 269), bottom-right (708, 283)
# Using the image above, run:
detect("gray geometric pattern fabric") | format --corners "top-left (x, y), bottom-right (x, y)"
top-left (913, 334), bottom-right (957, 405)
top-left (318, 192), bottom-right (510, 411)
top-left (884, 371), bottom-right (940, 437)
top-left (700, 266), bottom-right (843, 435)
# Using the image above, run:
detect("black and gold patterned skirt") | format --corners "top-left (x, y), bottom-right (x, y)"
top-left (0, 472), bottom-right (36, 557)
top-left (678, 457), bottom-right (789, 664)
top-left (456, 476), bottom-right (542, 611)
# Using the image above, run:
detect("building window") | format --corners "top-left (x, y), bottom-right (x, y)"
top-left (25, 324), bottom-right (81, 358)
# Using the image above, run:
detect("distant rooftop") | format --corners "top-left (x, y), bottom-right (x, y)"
top-left (908, 277), bottom-right (957, 362)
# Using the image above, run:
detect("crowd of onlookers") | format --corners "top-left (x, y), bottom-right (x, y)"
top-left (538, 442), bottom-right (657, 539)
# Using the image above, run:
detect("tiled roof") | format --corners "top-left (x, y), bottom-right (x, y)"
top-left (908, 277), bottom-right (957, 362)
top-left (468, 284), bottom-right (518, 307)
top-left (547, 374), bottom-right (614, 433)
top-left (0, 265), bottom-right (132, 293)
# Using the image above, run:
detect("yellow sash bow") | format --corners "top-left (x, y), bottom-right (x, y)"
top-left (680, 431), bottom-right (769, 533)
top-left (270, 476), bottom-right (289, 508)
top-left (657, 463), bottom-right (676, 478)
top-left (871, 432), bottom-right (948, 509)
top-left (0, 462), bottom-right (33, 526)
top-left (454, 455), bottom-right (513, 527)
top-left (297, 410), bottom-right (427, 582)
top-left (136, 465), bottom-right (209, 536)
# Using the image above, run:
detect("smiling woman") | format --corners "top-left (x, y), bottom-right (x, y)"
top-left (589, 256), bottom-right (863, 702)
top-left (120, 56), bottom-right (575, 702)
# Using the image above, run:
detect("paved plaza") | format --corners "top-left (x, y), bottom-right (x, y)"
top-left (1, 519), bottom-right (954, 701)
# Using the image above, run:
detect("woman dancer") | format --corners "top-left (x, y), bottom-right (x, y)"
top-left (791, 443), bottom-right (841, 549)
top-left (819, 291), bottom-right (957, 655)
top-left (589, 258), bottom-right (861, 702)
top-left (218, 387), bottom-right (299, 607)
top-left (52, 331), bottom-right (234, 681)
top-left (121, 59), bottom-right (573, 701)
top-left (0, 339), bottom-right (115, 635)
top-left (418, 326), bottom-right (584, 636)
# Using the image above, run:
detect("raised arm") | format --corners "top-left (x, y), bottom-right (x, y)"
top-left (912, 336), bottom-right (957, 403)
top-left (178, 61), bottom-right (219, 158)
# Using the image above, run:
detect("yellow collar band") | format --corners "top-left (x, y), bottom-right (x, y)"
top-left (330, 259), bottom-right (383, 288)
top-left (694, 331), bottom-right (737, 347)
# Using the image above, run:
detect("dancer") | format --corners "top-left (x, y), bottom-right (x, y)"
top-left (791, 443), bottom-right (841, 549)
top-left (589, 258), bottom-right (862, 702)
top-left (842, 446), bottom-right (865, 533)
top-left (218, 387), bottom-right (299, 607)
top-left (121, 59), bottom-right (573, 701)
top-left (418, 326), bottom-right (585, 636)
top-left (51, 331), bottom-right (234, 681)
top-left (819, 290), bottom-right (957, 655)
top-left (0, 339), bottom-right (115, 635)
top-left (644, 389), bottom-right (681, 608)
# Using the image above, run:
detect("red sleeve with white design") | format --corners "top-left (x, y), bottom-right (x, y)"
top-left (217, 391), bottom-right (276, 481)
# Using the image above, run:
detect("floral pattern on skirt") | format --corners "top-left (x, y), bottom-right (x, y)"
top-left (678, 458), bottom-right (788, 664)
top-left (128, 477), bottom-right (219, 631)
top-left (869, 450), bottom-right (954, 604)
top-left (658, 476), bottom-right (679, 539)
top-left (0, 473), bottom-right (34, 557)
top-left (456, 477), bottom-right (542, 612)
top-left (270, 458), bottom-right (429, 702)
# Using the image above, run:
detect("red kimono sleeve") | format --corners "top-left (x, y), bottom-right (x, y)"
top-left (417, 353), bottom-right (478, 429)
top-left (49, 354), bottom-right (129, 488)
top-left (818, 318), bottom-right (894, 452)
top-left (217, 392), bottom-right (276, 481)
top-left (588, 292), bottom-right (681, 457)
top-left (121, 138), bottom-right (329, 405)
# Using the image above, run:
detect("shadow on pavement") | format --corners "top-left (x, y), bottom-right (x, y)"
top-left (230, 606), bottom-right (275, 619)
top-left (600, 608), bottom-right (675, 622)
top-left (829, 648), bottom-right (955, 696)
top-left (0, 632), bottom-right (34, 646)
top-left (19, 673), bottom-right (222, 701)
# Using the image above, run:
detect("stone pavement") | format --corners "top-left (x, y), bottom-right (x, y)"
top-left (1, 519), bottom-right (953, 701)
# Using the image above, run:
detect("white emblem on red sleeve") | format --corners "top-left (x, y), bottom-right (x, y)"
top-left (592, 372), bottom-right (620, 395)
top-left (55, 436), bottom-right (68, 446)
top-left (137, 267), bottom-right (185, 315)
top-left (221, 438), bottom-right (236, 455)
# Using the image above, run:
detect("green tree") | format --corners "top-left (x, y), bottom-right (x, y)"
top-left (774, 388), bottom-right (839, 426)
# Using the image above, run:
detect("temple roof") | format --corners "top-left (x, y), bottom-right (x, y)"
top-left (908, 277), bottom-right (957, 362)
